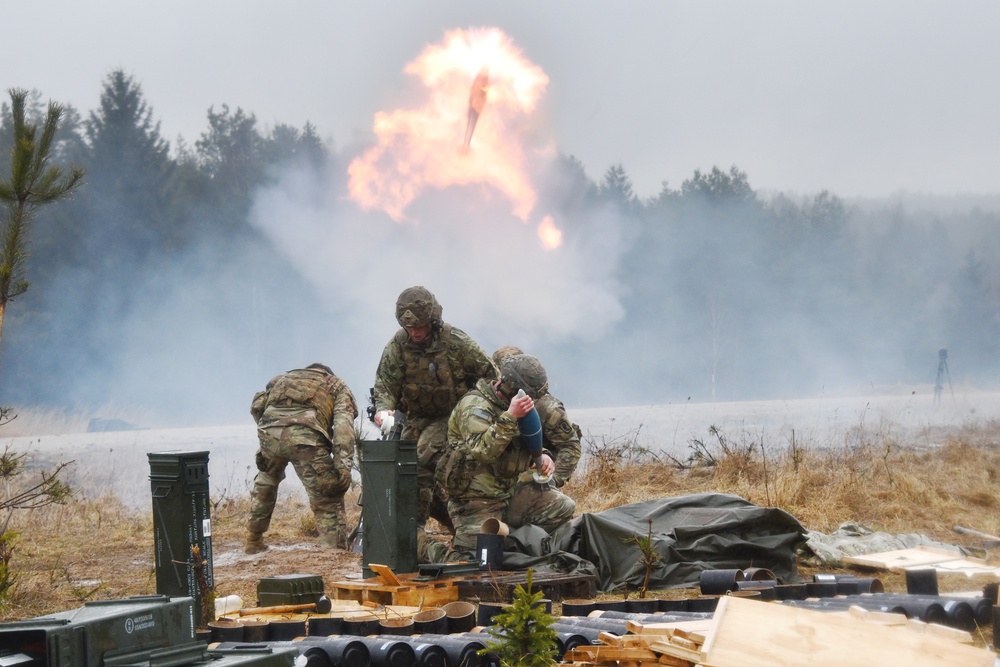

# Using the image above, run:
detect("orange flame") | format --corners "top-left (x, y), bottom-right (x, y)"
top-left (347, 27), bottom-right (563, 249)
top-left (537, 215), bottom-right (563, 249)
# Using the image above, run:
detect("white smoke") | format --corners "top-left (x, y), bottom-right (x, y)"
top-left (248, 150), bottom-right (628, 396)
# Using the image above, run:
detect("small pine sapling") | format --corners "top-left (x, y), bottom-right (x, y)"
top-left (480, 569), bottom-right (558, 667)
top-left (622, 516), bottom-right (661, 598)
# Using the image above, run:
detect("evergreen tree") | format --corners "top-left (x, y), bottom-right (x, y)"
top-left (0, 88), bottom-right (84, 352)
top-left (195, 104), bottom-right (265, 229)
top-left (598, 163), bottom-right (639, 212)
top-left (680, 165), bottom-right (755, 204)
top-left (80, 69), bottom-right (179, 258)
top-left (480, 570), bottom-right (558, 667)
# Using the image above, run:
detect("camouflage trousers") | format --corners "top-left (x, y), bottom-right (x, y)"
top-left (421, 480), bottom-right (576, 563)
top-left (410, 418), bottom-right (454, 532)
top-left (247, 427), bottom-right (352, 547)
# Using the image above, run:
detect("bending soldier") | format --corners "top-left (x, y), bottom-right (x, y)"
top-left (428, 353), bottom-right (577, 562)
top-left (246, 363), bottom-right (359, 554)
top-left (492, 346), bottom-right (583, 491)
top-left (372, 286), bottom-right (497, 537)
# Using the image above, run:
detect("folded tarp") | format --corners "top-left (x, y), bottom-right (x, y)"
top-left (502, 493), bottom-right (808, 593)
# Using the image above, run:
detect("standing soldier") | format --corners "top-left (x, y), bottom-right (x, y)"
top-left (372, 286), bottom-right (497, 538)
top-left (429, 353), bottom-right (577, 562)
top-left (246, 363), bottom-right (359, 554)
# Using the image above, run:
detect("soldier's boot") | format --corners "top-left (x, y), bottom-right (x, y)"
top-left (244, 531), bottom-right (268, 555)
top-left (319, 530), bottom-right (347, 550)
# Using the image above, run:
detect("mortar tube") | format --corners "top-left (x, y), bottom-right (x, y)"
top-left (868, 593), bottom-right (991, 626)
top-left (854, 594), bottom-right (978, 631)
top-left (545, 616), bottom-right (631, 635)
top-left (354, 637), bottom-right (417, 667)
top-left (781, 598), bottom-right (910, 618)
top-left (789, 596), bottom-right (947, 626)
top-left (298, 636), bottom-right (372, 667)
top-left (550, 622), bottom-right (603, 643)
top-left (367, 636), bottom-right (447, 667)
top-left (451, 633), bottom-right (506, 667)
top-left (404, 634), bottom-right (487, 667)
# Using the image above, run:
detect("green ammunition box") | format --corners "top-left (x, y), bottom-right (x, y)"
top-left (148, 451), bottom-right (213, 624)
top-left (360, 440), bottom-right (418, 578)
top-left (256, 574), bottom-right (325, 607)
top-left (0, 595), bottom-right (196, 667)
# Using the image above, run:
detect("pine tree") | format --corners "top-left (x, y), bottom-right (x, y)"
top-left (480, 569), bottom-right (558, 667)
top-left (0, 88), bottom-right (84, 351)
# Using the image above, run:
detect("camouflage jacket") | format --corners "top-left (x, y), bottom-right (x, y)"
top-left (251, 368), bottom-right (359, 457)
top-left (441, 378), bottom-right (539, 500)
top-left (373, 323), bottom-right (496, 429)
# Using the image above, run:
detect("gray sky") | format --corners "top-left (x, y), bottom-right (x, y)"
top-left (8, 1), bottom-right (1000, 200)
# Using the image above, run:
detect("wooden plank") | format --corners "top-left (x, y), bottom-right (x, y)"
top-left (841, 546), bottom-right (998, 576)
top-left (368, 563), bottom-right (402, 586)
top-left (700, 595), bottom-right (994, 667)
top-left (596, 631), bottom-right (623, 647)
top-left (847, 605), bottom-right (908, 626)
top-left (671, 637), bottom-right (697, 651)
top-left (647, 640), bottom-right (704, 664)
top-left (909, 619), bottom-right (976, 644)
top-left (586, 648), bottom-right (658, 661)
top-left (626, 620), bottom-right (715, 639)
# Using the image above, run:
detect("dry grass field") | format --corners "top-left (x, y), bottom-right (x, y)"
top-left (2, 410), bottom-right (1000, 646)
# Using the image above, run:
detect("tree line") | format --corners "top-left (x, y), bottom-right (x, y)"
top-left (1, 69), bottom-right (998, 423)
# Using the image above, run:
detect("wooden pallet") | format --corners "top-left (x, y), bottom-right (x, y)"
top-left (328, 565), bottom-right (459, 607)
top-left (559, 628), bottom-right (707, 667)
top-left (457, 570), bottom-right (596, 602)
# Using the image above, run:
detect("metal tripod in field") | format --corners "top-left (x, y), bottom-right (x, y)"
top-left (933, 348), bottom-right (954, 407)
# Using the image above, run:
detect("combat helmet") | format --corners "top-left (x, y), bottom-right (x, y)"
top-left (395, 286), bottom-right (443, 329)
top-left (492, 345), bottom-right (524, 368)
top-left (498, 353), bottom-right (549, 400)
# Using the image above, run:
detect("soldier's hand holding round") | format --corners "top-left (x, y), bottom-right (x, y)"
top-left (536, 453), bottom-right (555, 476)
top-left (507, 392), bottom-right (534, 418)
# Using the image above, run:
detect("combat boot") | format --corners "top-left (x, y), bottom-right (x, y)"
top-left (244, 532), bottom-right (268, 554)
top-left (319, 530), bottom-right (347, 550)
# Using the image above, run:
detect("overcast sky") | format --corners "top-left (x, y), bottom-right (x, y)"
top-left (7, 1), bottom-right (999, 201)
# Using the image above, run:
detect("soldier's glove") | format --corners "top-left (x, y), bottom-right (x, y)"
top-left (374, 410), bottom-right (391, 427)
top-left (379, 412), bottom-right (395, 437)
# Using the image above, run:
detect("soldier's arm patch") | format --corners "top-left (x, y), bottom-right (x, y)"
top-left (558, 419), bottom-right (573, 434)
top-left (471, 407), bottom-right (493, 423)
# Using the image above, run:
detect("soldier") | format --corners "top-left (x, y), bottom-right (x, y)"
top-left (372, 286), bottom-right (497, 536)
top-left (429, 353), bottom-right (577, 562)
top-left (245, 363), bottom-right (359, 554)
top-left (491, 346), bottom-right (583, 492)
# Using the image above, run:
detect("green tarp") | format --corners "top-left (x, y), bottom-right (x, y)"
top-left (501, 493), bottom-right (808, 593)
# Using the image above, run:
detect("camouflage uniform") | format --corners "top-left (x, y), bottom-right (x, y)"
top-left (508, 391), bottom-right (582, 511)
top-left (373, 324), bottom-right (496, 531)
top-left (247, 365), bottom-right (359, 550)
top-left (427, 377), bottom-right (576, 562)
top-left (490, 346), bottom-right (583, 490)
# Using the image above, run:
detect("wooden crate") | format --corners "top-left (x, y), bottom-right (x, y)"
top-left (328, 575), bottom-right (458, 607)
